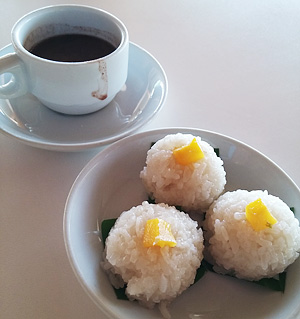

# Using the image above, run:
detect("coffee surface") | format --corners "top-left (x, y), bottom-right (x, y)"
top-left (29, 34), bottom-right (116, 62)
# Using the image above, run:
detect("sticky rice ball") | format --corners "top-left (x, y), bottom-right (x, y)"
top-left (140, 133), bottom-right (226, 212)
top-left (102, 201), bottom-right (203, 316)
top-left (204, 189), bottom-right (300, 281)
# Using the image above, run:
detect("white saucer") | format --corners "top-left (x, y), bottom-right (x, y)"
top-left (0, 43), bottom-right (167, 151)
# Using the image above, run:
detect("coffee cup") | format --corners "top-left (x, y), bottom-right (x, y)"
top-left (0, 5), bottom-right (129, 115)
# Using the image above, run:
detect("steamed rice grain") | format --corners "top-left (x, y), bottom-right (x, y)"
top-left (204, 189), bottom-right (300, 281)
top-left (140, 133), bottom-right (226, 212)
top-left (102, 201), bottom-right (204, 317)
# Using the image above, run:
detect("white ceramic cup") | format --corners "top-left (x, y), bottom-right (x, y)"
top-left (0, 5), bottom-right (129, 115)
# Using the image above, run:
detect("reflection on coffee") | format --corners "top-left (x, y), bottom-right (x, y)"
top-left (29, 34), bottom-right (117, 62)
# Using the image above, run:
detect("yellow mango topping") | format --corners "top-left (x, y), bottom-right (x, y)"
top-left (143, 218), bottom-right (177, 248)
top-left (245, 198), bottom-right (277, 231)
top-left (173, 137), bottom-right (205, 165)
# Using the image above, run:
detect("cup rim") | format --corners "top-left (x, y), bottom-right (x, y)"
top-left (11, 4), bottom-right (129, 65)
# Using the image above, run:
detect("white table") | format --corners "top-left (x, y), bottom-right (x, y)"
top-left (1, 1), bottom-right (299, 318)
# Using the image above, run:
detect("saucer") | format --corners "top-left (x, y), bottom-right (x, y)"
top-left (0, 43), bottom-right (167, 151)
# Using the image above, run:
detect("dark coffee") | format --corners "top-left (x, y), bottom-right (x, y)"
top-left (29, 34), bottom-right (116, 62)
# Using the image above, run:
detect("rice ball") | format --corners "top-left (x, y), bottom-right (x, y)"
top-left (140, 133), bottom-right (226, 212)
top-left (203, 189), bottom-right (300, 281)
top-left (102, 201), bottom-right (203, 316)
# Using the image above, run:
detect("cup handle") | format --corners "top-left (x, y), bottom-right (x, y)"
top-left (0, 52), bottom-right (28, 99)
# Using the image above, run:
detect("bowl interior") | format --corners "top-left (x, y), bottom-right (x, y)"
top-left (64, 128), bottom-right (300, 319)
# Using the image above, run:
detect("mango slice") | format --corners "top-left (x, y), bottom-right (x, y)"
top-left (245, 198), bottom-right (277, 231)
top-left (173, 137), bottom-right (204, 165)
top-left (143, 218), bottom-right (177, 248)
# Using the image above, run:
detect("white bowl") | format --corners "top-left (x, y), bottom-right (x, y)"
top-left (63, 128), bottom-right (300, 319)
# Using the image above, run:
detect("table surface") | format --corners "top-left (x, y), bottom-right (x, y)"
top-left (1, 1), bottom-right (299, 318)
